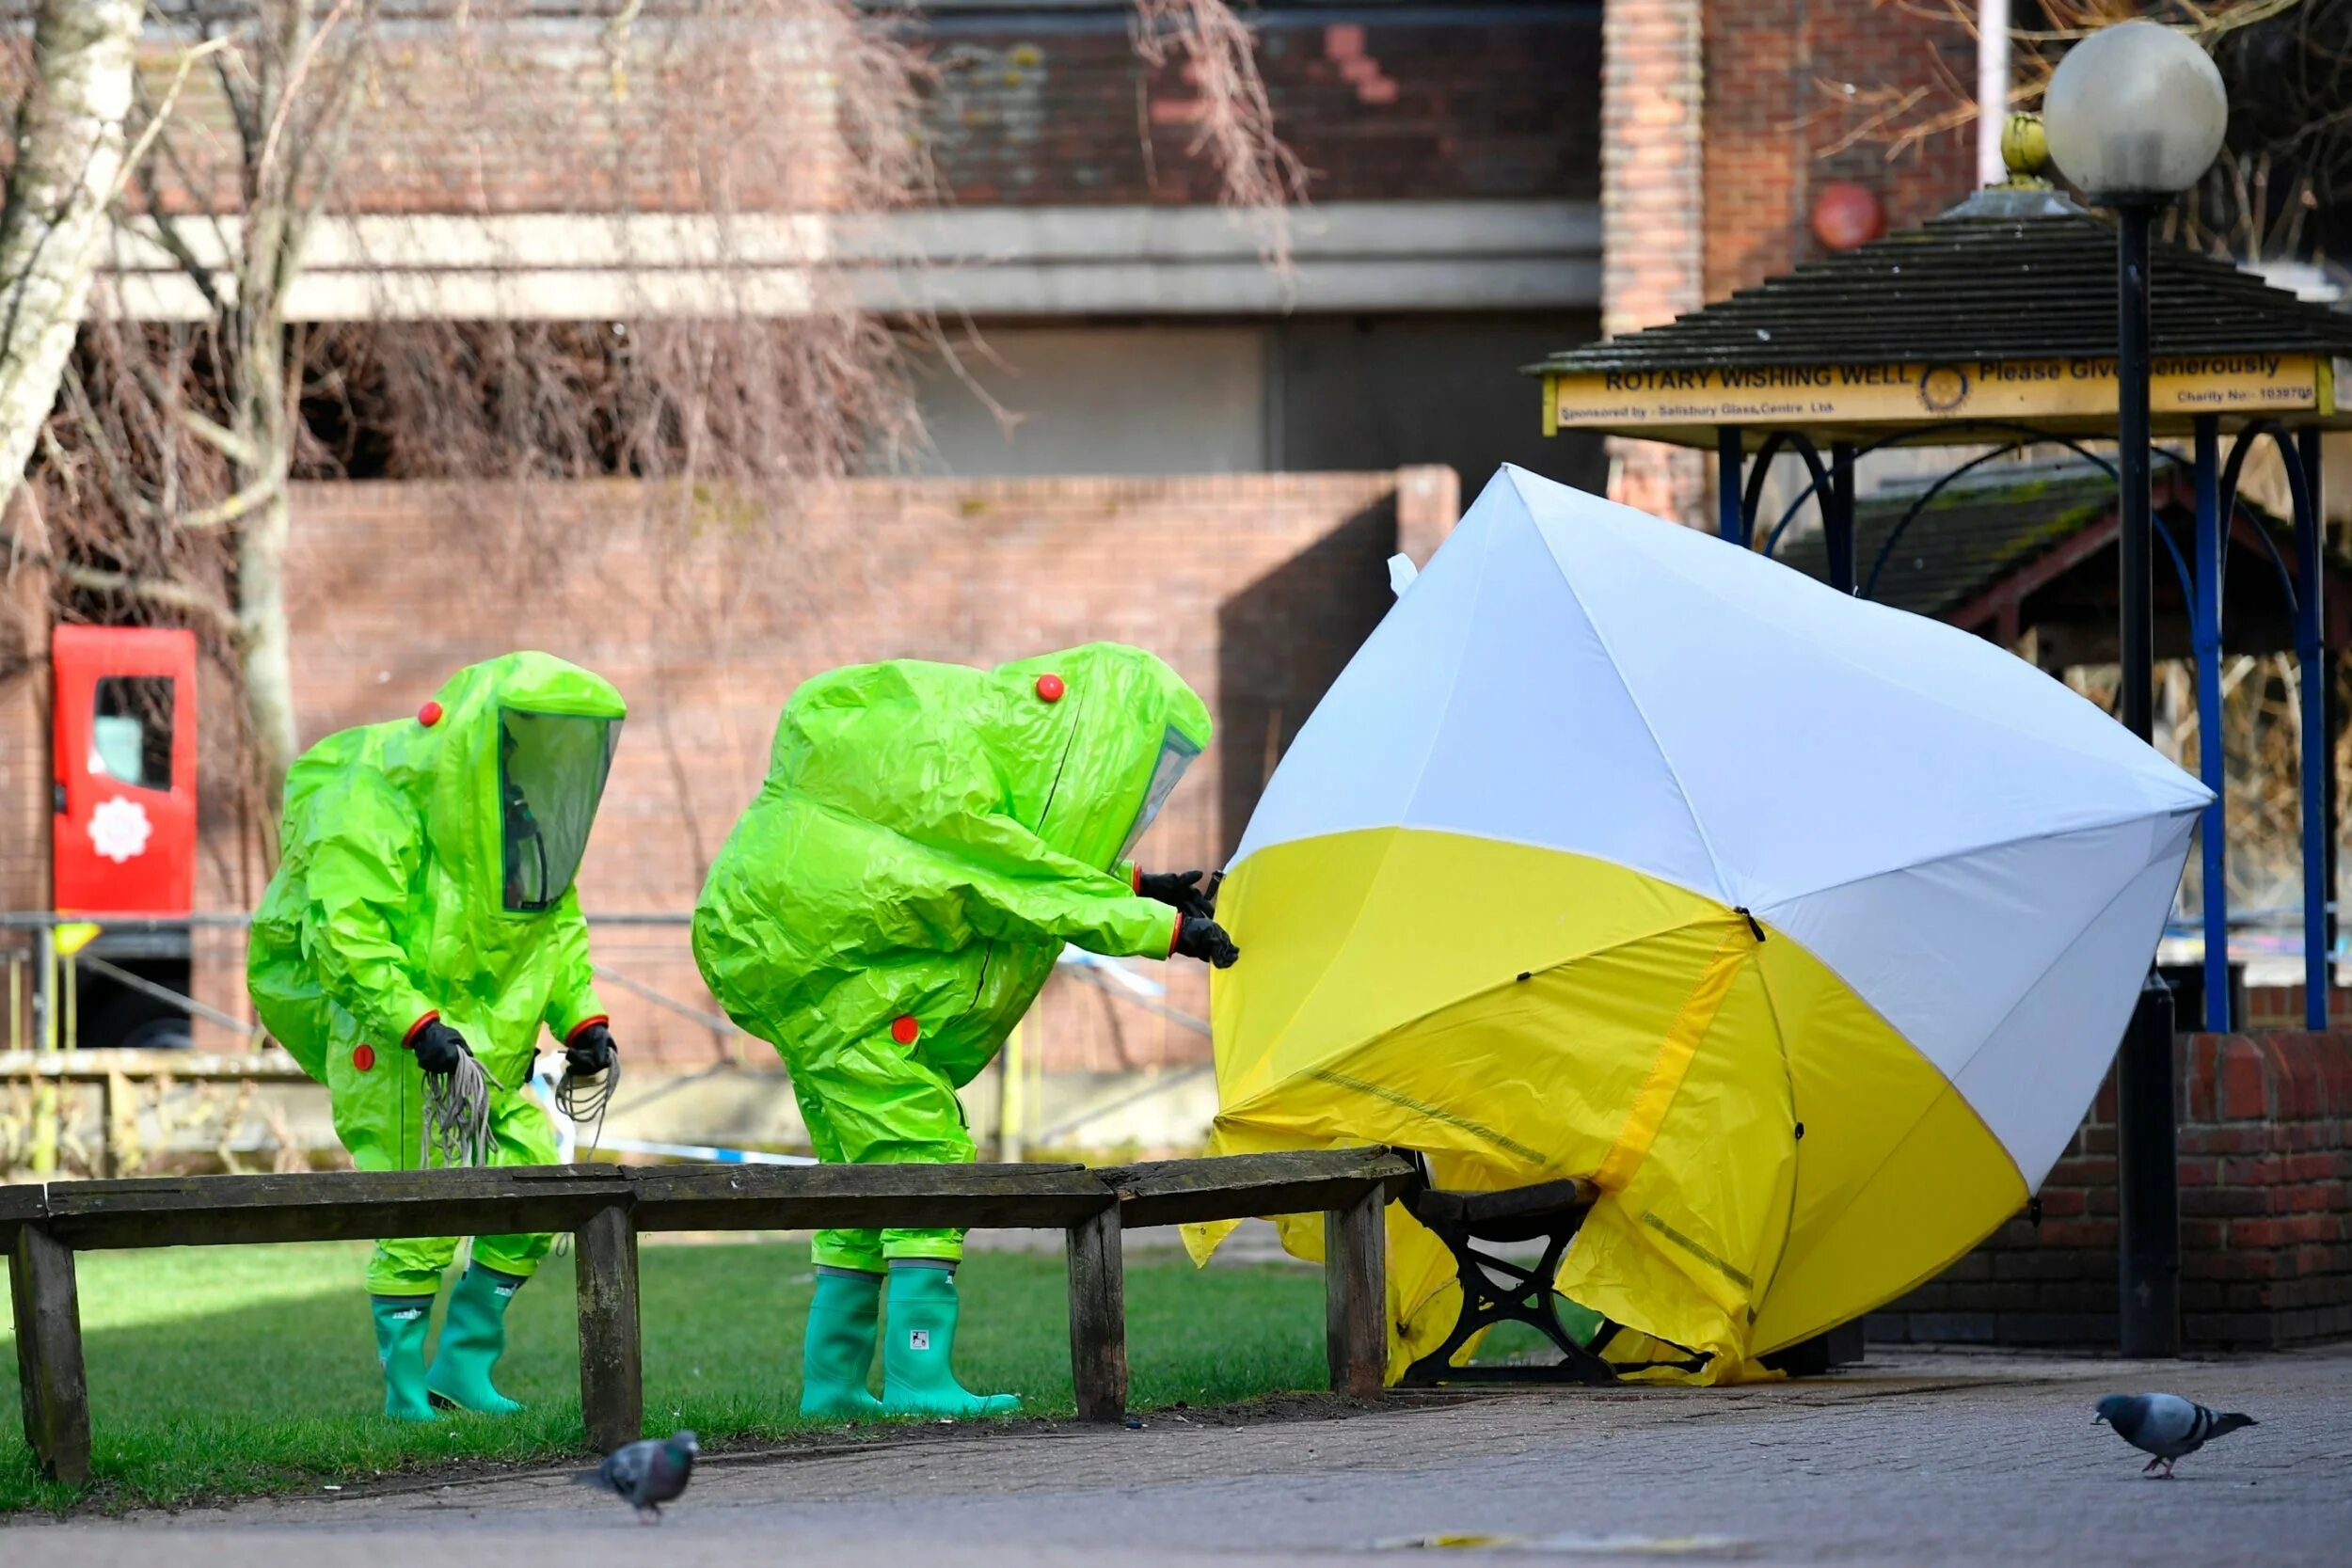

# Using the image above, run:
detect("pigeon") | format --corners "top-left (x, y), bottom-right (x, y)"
top-left (2093, 1394), bottom-right (2256, 1478)
top-left (577, 1429), bottom-right (699, 1522)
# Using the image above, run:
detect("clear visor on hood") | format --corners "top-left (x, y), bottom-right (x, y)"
top-left (1118, 727), bottom-right (1200, 863)
top-left (500, 709), bottom-right (622, 912)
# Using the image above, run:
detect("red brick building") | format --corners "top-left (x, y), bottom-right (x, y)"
top-left (4, 1), bottom-right (1995, 1065)
top-left (1601, 0), bottom-right (1978, 517)
top-left (0, 1), bottom-right (2014, 1066)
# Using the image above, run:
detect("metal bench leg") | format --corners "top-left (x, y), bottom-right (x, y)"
top-left (1325, 1184), bottom-right (1388, 1398)
top-left (1400, 1220), bottom-right (1617, 1387)
top-left (574, 1203), bottom-right (643, 1453)
top-left (1066, 1204), bottom-right (1128, 1421)
top-left (10, 1224), bottom-right (90, 1484)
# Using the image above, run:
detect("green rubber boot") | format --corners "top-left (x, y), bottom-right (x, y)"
top-left (425, 1264), bottom-right (527, 1415)
top-left (881, 1262), bottom-right (1020, 1419)
top-left (371, 1294), bottom-right (437, 1422)
top-left (800, 1267), bottom-right (887, 1419)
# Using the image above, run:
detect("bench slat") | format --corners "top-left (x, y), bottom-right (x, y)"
top-left (36, 1165), bottom-right (633, 1250)
top-left (628, 1161), bottom-right (1112, 1231)
top-left (0, 1183), bottom-right (46, 1235)
top-left (1100, 1148), bottom-right (1418, 1228)
top-left (0, 1049), bottom-right (311, 1082)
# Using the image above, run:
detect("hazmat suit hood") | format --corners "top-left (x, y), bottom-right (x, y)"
top-left (987, 643), bottom-right (1212, 869)
top-left (694, 641), bottom-right (1211, 1088)
top-left (769, 641), bottom-right (1210, 876)
top-left (429, 654), bottom-right (627, 913)
top-left (250, 652), bottom-right (625, 1089)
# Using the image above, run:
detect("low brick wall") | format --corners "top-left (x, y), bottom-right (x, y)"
top-left (1868, 1029), bottom-right (2352, 1351)
top-left (2245, 985), bottom-right (2352, 1030)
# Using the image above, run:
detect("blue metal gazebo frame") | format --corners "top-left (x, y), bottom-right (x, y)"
top-left (1708, 417), bottom-right (2332, 1032)
top-left (1533, 161), bottom-right (2352, 1037)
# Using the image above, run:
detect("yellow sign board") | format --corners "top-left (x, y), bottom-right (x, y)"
top-left (1544, 353), bottom-right (2332, 434)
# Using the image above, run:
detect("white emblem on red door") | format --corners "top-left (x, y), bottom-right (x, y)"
top-left (87, 796), bottom-right (153, 863)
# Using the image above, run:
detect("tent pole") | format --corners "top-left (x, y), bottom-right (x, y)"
top-left (2194, 418), bottom-right (2227, 1032)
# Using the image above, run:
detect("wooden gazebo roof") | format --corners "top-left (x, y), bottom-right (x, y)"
top-left (1532, 188), bottom-right (2352, 450)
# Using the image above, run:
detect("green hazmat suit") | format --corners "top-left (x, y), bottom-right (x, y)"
top-left (692, 642), bottom-right (1212, 1271)
top-left (248, 651), bottom-right (625, 1296)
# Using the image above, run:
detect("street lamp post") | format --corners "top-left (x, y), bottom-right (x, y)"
top-left (2044, 20), bottom-right (2230, 1361)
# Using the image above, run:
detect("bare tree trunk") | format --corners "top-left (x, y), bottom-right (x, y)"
top-left (230, 288), bottom-right (298, 801)
top-left (237, 486), bottom-right (298, 806)
top-left (230, 1), bottom-right (318, 809)
top-left (0, 0), bottom-right (141, 516)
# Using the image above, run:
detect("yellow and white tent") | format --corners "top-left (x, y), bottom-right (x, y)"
top-left (1192, 466), bottom-right (2210, 1383)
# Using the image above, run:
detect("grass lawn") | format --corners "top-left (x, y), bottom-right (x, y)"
top-left (0, 1239), bottom-right (1330, 1514)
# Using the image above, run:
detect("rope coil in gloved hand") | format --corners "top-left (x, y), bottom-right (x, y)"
top-left (421, 1049), bottom-right (495, 1169)
top-left (555, 1052), bottom-right (621, 1159)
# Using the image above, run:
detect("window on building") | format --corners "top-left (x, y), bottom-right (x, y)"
top-left (91, 676), bottom-right (175, 790)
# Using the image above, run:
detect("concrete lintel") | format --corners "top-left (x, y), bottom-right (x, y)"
top-left (93, 200), bottom-right (1600, 321)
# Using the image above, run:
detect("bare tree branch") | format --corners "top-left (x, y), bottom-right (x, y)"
top-left (256, 0), bottom-right (358, 189)
top-left (2, 531), bottom-right (240, 635)
top-left (20, 0), bottom-right (1296, 827)
top-left (160, 465), bottom-right (283, 531)
top-left (105, 34), bottom-right (233, 212)
top-left (123, 358), bottom-right (262, 467)
top-left (1131, 0), bottom-right (1308, 267)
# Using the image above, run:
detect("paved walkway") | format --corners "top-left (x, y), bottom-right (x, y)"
top-left (14, 1346), bottom-right (2351, 1565)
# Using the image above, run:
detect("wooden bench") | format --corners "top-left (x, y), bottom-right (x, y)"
top-left (2, 1148), bottom-right (1415, 1485)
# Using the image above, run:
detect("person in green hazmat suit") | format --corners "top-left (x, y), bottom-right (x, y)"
top-left (247, 652), bottom-right (626, 1420)
top-left (692, 642), bottom-right (1237, 1420)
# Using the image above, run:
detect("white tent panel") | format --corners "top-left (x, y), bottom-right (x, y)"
top-left (1510, 467), bottom-right (2210, 911)
top-left (1397, 477), bottom-right (1726, 899)
top-left (1758, 811), bottom-right (2190, 1082)
top-left (1234, 465), bottom-right (2205, 1158)
top-left (1953, 812), bottom-right (2201, 1185)
top-left (1228, 480), bottom-right (1490, 864)
top-left (1233, 469), bottom-right (1726, 900)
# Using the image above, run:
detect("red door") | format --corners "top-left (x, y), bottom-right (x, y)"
top-left (52, 626), bottom-right (199, 915)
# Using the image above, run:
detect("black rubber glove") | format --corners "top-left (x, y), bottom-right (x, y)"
top-left (565, 1022), bottom-right (617, 1078)
top-left (1175, 915), bottom-right (1241, 969)
top-left (1138, 869), bottom-right (1219, 919)
top-left (407, 1018), bottom-right (470, 1078)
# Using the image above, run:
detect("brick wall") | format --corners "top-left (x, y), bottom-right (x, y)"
top-left (111, 11), bottom-right (1598, 218)
top-left (1869, 1031), bottom-right (2352, 1351)
top-left (1601, 0), bottom-right (1707, 524)
top-left (919, 9), bottom-right (1597, 209)
top-left (125, 25), bottom-right (847, 218)
top-left (1701, 1), bottom-right (1977, 299)
top-left (0, 535), bottom-right (48, 1050)
top-left (2246, 986), bottom-right (2352, 1030)
top-left (182, 468), bottom-right (1458, 1070)
top-left (1595, 0), bottom-right (1980, 525)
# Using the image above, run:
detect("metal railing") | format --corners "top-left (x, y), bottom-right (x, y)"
top-left (3, 908), bottom-right (1219, 1171)
top-left (0, 910), bottom-right (716, 1055)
